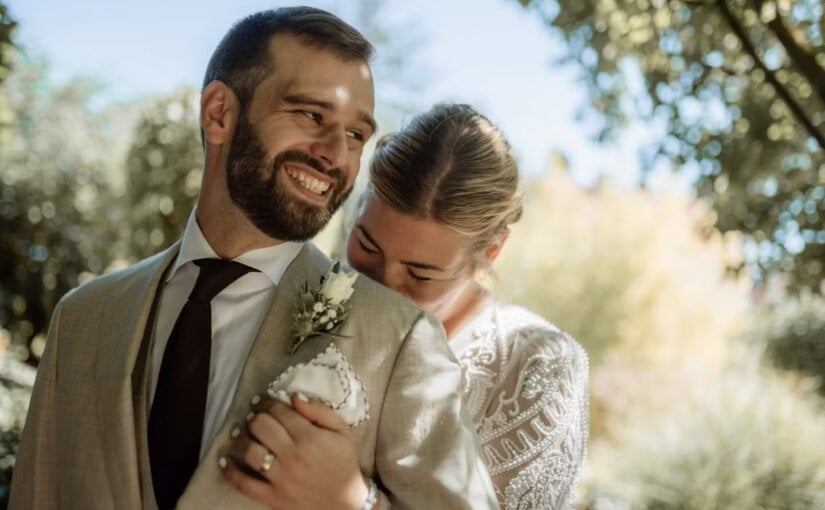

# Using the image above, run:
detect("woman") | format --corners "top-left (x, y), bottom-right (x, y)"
top-left (347, 103), bottom-right (589, 509)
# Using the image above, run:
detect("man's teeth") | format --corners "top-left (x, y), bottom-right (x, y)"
top-left (286, 167), bottom-right (331, 195)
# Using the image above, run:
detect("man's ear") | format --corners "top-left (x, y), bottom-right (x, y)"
top-left (484, 230), bottom-right (509, 264)
top-left (201, 80), bottom-right (238, 145)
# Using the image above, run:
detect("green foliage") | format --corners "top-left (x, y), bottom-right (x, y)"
top-left (0, 3), bottom-right (14, 82)
top-left (0, 2), bottom-right (16, 147)
top-left (0, 357), bottom-right (33, 508)
top-left (0, 56), bottom-right (134, 363)
top-left (763, 293), bottom-right (825, 393)
top-left (517, 0), bottom-right (825, 293)
top-left (123, 90), bottom-right (202, 261)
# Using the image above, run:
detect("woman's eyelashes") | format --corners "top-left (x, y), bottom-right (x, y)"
top-left (357, 239), bottom-right (379, 255)
top-left (356, 235), bottom-right (434, 282)
top-left (408, 270), bottom-right (431, 283)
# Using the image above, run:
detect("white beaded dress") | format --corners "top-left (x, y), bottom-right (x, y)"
top-left (449, 302), bottom-right (589, 509)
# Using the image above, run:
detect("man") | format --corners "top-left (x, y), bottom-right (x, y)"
top-left (10, 7), bottom-right (497, 510)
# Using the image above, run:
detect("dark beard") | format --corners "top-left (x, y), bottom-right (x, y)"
top-left (225, 113), bottom-right (352, 241)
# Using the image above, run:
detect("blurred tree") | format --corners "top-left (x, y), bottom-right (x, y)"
top-left (516, 0), bottom-right (825, 293)
top-left (762, 292), bottom-right (825, 394)
top-left (0, 3), bottom-right (13, 79)
top-left (0, 11), bottom-right (25, 504)
top-left (0, 2), bottom-right (17, 146)
top-left (0, 56), bottom-right (135, 364)
top-left (123, 90), bottom-right (202, 261)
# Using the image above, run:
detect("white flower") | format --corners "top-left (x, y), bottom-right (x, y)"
top-left (288, 261), bottom-right (358, 354)
top-left (321, 269), bottom-right (358, 305)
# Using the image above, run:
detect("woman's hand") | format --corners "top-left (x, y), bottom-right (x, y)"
top-left (222, 393), bottom-right (369, 510)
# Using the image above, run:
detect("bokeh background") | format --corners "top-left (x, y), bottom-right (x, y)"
top-left (2, 0), bottom-right (825, 508)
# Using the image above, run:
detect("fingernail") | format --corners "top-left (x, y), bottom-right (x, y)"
top-left (296, 392), bottom-right (309, 402)
top-left (250, 394), bottom-right (261, 405)
top-left (218, 456), bottom-right (227, 469)
top-left (231, 426), bottom-right (241, 439)
top-left (246, 411), bottom-right (255, 422)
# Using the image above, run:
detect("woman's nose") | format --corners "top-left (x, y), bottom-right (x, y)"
top-left (381, 266), bottom-right (409, 298)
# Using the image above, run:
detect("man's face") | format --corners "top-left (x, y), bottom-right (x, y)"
top-left (225, 34), bottom-right (376, 241)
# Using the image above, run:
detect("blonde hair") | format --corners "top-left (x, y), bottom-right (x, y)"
top-left (369, 103), bottom-right (523, 265)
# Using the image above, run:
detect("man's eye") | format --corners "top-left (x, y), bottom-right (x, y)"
top-left (302, 111), bottom-right (322, 123)
top-left (346, 129), bottom-right (364, 142)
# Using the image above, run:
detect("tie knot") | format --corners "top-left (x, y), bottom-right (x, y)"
top-left (189, 259), bottom-right (258, 302)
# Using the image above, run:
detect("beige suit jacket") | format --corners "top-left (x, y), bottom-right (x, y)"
top-left (10, 242), bottom-right (498, 509)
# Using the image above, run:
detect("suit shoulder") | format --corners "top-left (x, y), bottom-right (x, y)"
top-left (61, 248), bottom-right (174, 308)
top-left (350, 273), bottom-right (423, 316)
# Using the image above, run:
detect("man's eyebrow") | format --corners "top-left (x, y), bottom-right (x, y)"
top-left (284, 94), bottom-right (376, 134)
top-left (283, 94), bottom-right (334, 111)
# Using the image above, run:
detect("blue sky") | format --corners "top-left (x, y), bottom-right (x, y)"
top-left (9, 0), bottom-right (665, 186)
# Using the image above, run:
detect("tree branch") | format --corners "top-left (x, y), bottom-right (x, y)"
top-left (715, 0), bottom-right (825, 150)
top-left (750, 0), bottom-right (825, 107)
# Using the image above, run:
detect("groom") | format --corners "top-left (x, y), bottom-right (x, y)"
top-left (9, 7), bottom-right (497, 510)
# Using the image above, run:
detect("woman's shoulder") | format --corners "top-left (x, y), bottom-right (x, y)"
top-left (491, 303), bottom-right (588, 371)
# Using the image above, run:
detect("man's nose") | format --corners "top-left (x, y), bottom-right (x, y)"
top-left (310, 125), bottom-right (348, 170)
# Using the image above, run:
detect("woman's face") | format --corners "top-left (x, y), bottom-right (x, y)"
top-left (346, 193), bottom-right (478, 324)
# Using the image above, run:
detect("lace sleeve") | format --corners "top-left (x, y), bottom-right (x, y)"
top-left (477, 327), bottom-right (589, 510)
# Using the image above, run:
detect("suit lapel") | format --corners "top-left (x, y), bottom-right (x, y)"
top-left (94, 243), bottom-right (180, 509)
top-left (179, 243), bottom-right (334, 509)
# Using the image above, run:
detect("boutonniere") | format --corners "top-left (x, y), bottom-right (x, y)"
top-left (288, 261), bottom-right (358, 354)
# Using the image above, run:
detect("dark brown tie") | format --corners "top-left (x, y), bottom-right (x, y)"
top-left (148, 258), bottom-right (257, 510)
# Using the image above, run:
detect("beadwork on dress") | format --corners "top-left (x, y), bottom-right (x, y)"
top-left (452, 303), bottom-right (589, 510)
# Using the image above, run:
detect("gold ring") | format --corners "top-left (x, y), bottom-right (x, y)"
top-left (260, 451), bottom-right (275, 472)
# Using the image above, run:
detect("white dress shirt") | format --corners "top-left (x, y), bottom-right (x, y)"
top-left (149, 210), bottom-right (304, 457)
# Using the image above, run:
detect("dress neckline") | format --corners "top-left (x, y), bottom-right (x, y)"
top-left (448, 300), bottom-right (498, 356)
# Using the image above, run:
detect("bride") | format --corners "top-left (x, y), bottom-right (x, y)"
top-left (346, 103), bottom-right (589, 508)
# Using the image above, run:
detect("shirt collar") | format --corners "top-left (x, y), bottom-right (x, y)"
top-left (167, 209), bottom-right (304, 286)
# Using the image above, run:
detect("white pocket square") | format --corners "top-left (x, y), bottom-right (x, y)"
top-left (266, 343), bottom-right (369, 427)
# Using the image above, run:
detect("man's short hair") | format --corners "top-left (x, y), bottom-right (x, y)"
top-left (203, 6), bottom-right (374, 108)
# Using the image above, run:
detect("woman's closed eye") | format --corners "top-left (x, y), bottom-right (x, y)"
top-left (408, 269), bottom-right (431, 282)
top-left (358, 239), bottom-right (379, 255)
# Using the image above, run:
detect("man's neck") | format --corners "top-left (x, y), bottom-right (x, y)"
top-left (195, 198), bottom-right (286, 259)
